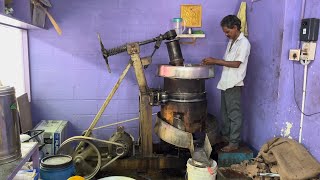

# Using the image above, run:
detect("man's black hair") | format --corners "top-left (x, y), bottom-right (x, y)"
top-left (220, 15), bottom-right (241, 31)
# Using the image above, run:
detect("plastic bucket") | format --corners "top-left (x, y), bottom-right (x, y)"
top-left (186, 158), bottom-right (217, 180)
top-left (40, 155), bottom-right (75, 180)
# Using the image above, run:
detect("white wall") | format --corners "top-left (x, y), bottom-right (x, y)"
top-left (0, 24), bottom-right (30, 98)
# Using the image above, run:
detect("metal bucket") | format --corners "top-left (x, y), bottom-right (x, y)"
top-left (0, 86), bottom-right (21, 164)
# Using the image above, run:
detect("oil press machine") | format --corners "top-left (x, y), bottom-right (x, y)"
top-left (57, 30), bottom-right (216, 179)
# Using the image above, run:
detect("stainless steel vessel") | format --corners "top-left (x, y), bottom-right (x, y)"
top-left (0, 86), bottom-right (21, 164)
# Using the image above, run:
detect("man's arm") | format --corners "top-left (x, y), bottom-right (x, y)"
top-left (202, 57), bottom-right (241, 68)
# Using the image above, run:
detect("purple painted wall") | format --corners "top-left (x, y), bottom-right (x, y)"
top-left (301, 0), bottom-right (320, 162)
top-left (241, 0), bottom-right (285, 149)
top-left (243, 0), bottom-right (320, 162)
top-left (29, 0), bottom-right (241, 141)
top-left (277, 0), bottom-right (320, 161)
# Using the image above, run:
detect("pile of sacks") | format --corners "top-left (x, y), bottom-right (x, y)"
top-left (228, 138), bottom-right (320, 180)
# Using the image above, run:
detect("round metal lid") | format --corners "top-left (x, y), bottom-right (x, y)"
top-left (41, 155), bottom-right (73, 169)
top-left (157, 64), bottom-right (214, 79)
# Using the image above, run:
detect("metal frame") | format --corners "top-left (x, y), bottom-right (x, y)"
top-left (78, 42), bottom-right (153, 157)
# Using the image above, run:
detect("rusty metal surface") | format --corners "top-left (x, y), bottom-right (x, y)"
top-left (154, 114), bottom-right (212, 158)
top-left (161, 78), bottom-right (207, 133)
top-left (154, 113), bottom-right (192, 149)
top-left (166, 39), bottom-right (184, 66)
top-left (158, 64), bottom-right (214, 79)
top-left (164, 78), bottom-right (205, 93)
top-left (161, 101), bottom-right (206, 132)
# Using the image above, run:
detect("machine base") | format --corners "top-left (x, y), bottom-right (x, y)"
top-left (100, 155), bottom-right (188, 172)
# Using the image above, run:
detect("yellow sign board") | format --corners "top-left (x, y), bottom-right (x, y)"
top-left (181, 4), bottom-right (202, 28)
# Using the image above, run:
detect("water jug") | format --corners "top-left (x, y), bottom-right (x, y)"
top-left (172, 18), bottom-right (186, 34)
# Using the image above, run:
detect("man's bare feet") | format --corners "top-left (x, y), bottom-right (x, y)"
top-left (221, 144), bottom-right (239, 152)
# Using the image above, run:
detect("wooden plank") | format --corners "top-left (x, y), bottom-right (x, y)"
top-left (177, 34), bottom-right (205, 38)
top-left (32, 5), bottom-right (46, 28)
top-left (128, 44), bottom-right (153, 157)
top-left (17, 93), bottom-right (33, 133)
top-left (139, 94), bottom-right (153, 157)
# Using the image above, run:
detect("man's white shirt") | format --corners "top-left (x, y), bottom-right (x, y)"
top-left (217, 32), bottom-right (251, 91)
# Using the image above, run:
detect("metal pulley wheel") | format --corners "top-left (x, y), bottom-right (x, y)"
top-left (57, 136), bottom-right (102, 179)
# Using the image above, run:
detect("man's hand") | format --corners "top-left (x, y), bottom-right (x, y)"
top-left (201, 57), bottom-right (241, 68)
top-left (201, 57), bottom-right (219, 65)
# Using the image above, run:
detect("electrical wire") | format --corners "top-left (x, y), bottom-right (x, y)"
top-left (292, 61), bottom-right (320, 116)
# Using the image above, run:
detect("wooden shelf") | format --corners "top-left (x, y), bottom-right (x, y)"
top-left (0, 142), bottom-right (40, 180)
top-left (177, 34), bottom-right (206, 45)
top-left (177, 34), bottom-right (206, 38)
top-left (0, 0), bottom-right (43, 29)
top-left (0, 13), bottom-right (41, 29)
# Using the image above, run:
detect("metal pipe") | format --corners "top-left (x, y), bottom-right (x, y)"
top-left (296, 0), bottom-right (307, 144)
top-left (258, 173), bottom-right (280, 177)
top-left (299, 64), bottom-right (308, 143)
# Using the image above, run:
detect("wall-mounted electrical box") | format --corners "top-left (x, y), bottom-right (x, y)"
top-left (289, 49), bottom-right (301, 61)
top-left (300, 42), bottom-right (317, 60)
top-left (300, 18), bottom-right (320, 42)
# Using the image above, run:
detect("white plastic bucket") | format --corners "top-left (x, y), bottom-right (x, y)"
top-left (186, 158), bottom-right (217, 180)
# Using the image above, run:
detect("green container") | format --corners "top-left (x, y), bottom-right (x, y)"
top-left (217, 145), bottom-right (253, 167)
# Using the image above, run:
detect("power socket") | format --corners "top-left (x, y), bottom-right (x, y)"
top-left (289, 49), bottom-right (301, 61)
top-left (300, 42), bottom-right (317, 60)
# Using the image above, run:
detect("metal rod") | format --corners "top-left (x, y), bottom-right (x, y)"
top-left (92, 113), bottom-right (157, 130)
top-left (76, 62), bottom-right (132, 150)
top-left (258, 173), bottom-right (280, 177)
top-left (87, 62), bottom-right (132, 134)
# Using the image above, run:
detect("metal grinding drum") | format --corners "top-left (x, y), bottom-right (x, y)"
top-left (158, 64), bottom-right (214, 133)
top-left (0, 86), bottom-right (21, 164)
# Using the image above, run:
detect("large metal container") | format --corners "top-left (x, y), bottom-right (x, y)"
top-left (158, 65), bottom-right (214, 134)
top-left (161, 78), bottom-right (207, 133)
top-left (0, 86), bottom-right (21, 164)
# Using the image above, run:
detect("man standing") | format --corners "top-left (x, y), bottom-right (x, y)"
top-left (202, 15), bottom-right (251, 152)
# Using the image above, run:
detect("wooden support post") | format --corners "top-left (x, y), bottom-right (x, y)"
top-left (127, 43), bottom-right (153, 157)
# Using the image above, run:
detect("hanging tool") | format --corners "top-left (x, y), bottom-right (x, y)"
top-left (31, 0), bottom-right (62, 35)
top-left (98, 34), bottom-right (112, 73)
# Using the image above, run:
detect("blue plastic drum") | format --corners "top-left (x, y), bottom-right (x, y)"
top-left (40, 155), bottom-right (75, 180)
